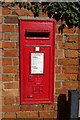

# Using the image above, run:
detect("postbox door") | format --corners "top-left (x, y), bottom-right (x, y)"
top-left (21, 45), bottom-right (52, 104)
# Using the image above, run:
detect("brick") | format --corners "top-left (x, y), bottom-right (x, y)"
top-left (3, 66), bottom-right (18, 73)
top-left (14, 25), bottom-right (19, 32)
top-left (65, 50), bottom-right (78, 57)
top-left (16, 42), bottom-right (19, 48)
top-left (12, 8), bottom-right (32, 16)
top-left (2, 25), bottom-right (14, 32)
top-left (2, 7), bottom-right (10, 15)
top-left (59, 43), bottom-right (79, 50)
top-left (56, 35), bottom-right (62, 41)
top-left (0, 75), bottom-right (2, 82)
top-left (0, 49), bottom-right (3, 56)
top-left (20, 105), bottom-right (43, 111)
top-left (56, 66), bottom-right (61, 73)
top-left (4, 97), bottom-right (15, 105)
top-left (17, 111), bottom-right (38, 118)
top-left (15, 75), bottom-right (19, 81)
top-left (13, 58), bottom-right (19, 65)
top-left (0, 59), bottom-right (2, 65)
top-left (64, 35), bottom-right (79, 42)
top-left (0, 67), bottom-right (2, 73)
top-left (39, 111), bottom-right (57, 118)
top-left (2, 58), bottom-right (12, 65)
top-left (56, 50), bottom-right (63, 57)
top-left (0, 16), bottom-right (2, 23)
top-left (0, 24), bottom-right (2, 32)
top-left (56, 74), bottom-right (77, 81)
top-left (4, 82), bottom-right (19, 89)
top-left (0, 83), bottom-right (2, 89)
top-left (44, 104), bottom-right (57, 111)
top-left (0, 33), bottom-right (2, 40)
top-left (2, 42), bottom-right (15, 48)
top-left (3, 105), bottom-right (19, 112)
top-left (56, 89), bottom-right (68, 95)
top-left (0, 41), bottom-right (2, 48)
top-left (3, 33), bottom-right (10, 40)
top-left (62, 66), bottom-right (79, 73)
top-left (58, 58), bottom-right (79, 65)
top-left (3, 90), bottom-right (19, 97)
top-left (63, 27), bottom-right (77, 33)
top-left (0, 7), bottom-right (2, 15)
top-left (62, 81), bottom-right (78, 88)
top-left (0, 113), bottom-right (2, 119)
top-left (55, 81), bottom-right (61, 88)
top-left (16, 97), bottom-right (20, 104)
top-left (2, 75), bottom-right (14, 81)
top-left (3, 50), bottom-right (18, 57)
top-left (3, 112), bottom-right (16, 118)
top-left (4, 16), bottom-right (18, 24)
top-left (10, 33), bottom-right (18, 41)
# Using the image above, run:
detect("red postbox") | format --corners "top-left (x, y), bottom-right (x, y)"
top-left (20, 19), bottom-right (55, 104)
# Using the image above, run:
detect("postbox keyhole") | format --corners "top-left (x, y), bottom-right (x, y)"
top-left (29, 75), bottom-right (32, 79)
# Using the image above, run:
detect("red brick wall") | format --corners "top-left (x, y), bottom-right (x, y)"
top-left (1, 5), bottom-right (80, 119)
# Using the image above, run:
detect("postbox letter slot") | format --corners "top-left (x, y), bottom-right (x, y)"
top-left (25, 30), bottom-right (50, 40)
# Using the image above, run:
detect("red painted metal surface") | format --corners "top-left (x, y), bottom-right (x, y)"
top-left (20, 19), bottom-right (56, 104)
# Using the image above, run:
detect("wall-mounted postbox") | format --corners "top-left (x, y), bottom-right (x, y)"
top-left (20, 19), bottom-right (55, 104)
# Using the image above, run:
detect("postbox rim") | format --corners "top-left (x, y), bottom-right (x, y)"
top-left (19, 19), bottom-right (56, 23)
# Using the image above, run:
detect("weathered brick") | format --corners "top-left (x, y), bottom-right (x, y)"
top-left (56, 50), bottom-right (63, 57)
top-left (2, 75), bottom-right (14, 81)
top-left (4, 97), bottom-right (15, 105)
top-left (3, 33), bottom-right (10, 40)
top-left (4, 16), bottom-right (18, 24)
top-left (3, 66), bottom-right (18, 73)
top-left (3, 105), bottom-right (19, 112)
top-left (12, 8), bottom-right (33, 16)
top-left (56, 89), bottom-right (68, 95)
top-left (63, 27), bottom-right (78, 33)
top-left (56, 66), bottom-right (61, 73)
top-left (39, 111), bottom-right (57, 118)
top-left (59, 43), bottom-right (79, 50)
top-left (2, 58), bottom-right (12, 65)
top-left (44, 104), bottom-right (57, 111)
top-left (55, 81), bottom-right (61, 88)
top-left (0, 16), bottom-right (2, 23)
top-left (13, 58), bottom-right (19, 65)
top-left (0, 24), bottom-right (2, 32)
top-left (56, 35), bottom-right (63, 41)
top-left (3, 90), bottom-right (19, 97)
top-left (16, 97), bottom-right (20, 104)
top-left (0, 33), bottom-right (2, 40)
top-left (4, 82), bottom-right (19, 89)
top-left (62, 81), bottom-right (78, 88)
top-left (14, 25), bottom-right (19, 32)
top-left (58, 58), bottom-right (79, 65)
top-left (20, 105), bottom-right (43, 111)
top-left (15, 75), bottom-right (19, 81)
top-left (62, 66), bottom-right (79, 73)
top-left (3, 112), bottom-right (16, 118)
top-left (2, 41), bottom-right (15, 48)
top-left (17, 111), bottom-right (38, 118)
top-left (2, 25), bottom-right (14, 32)
top-left (56, 74), bottom-right (78, 81)
top-left (10, 33), bottom-right (18, 41)
top-left (64, 35), bottom-right (79, 42)
top-left (2, 7), bottom-right (10, 15)
top-left (65, 50), bottom-right (78, 57)
top-left (3, 50), bottom-right (18, 57)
